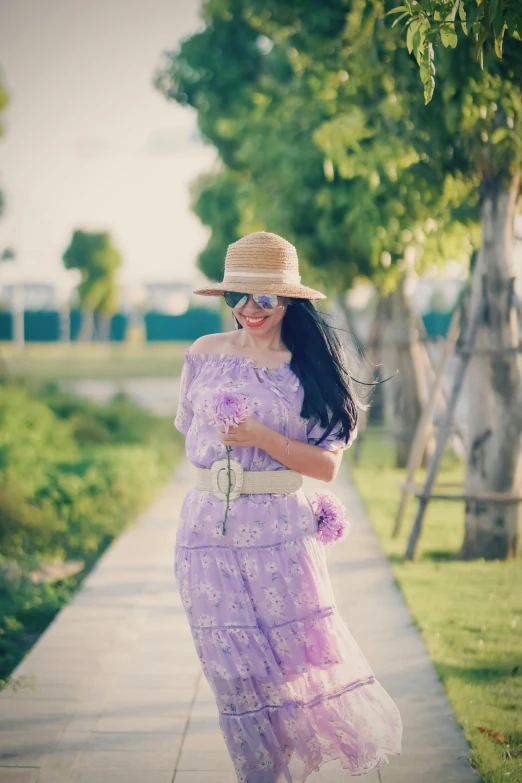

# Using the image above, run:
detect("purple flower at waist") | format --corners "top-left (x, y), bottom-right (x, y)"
top-left (311, 490), bottom-right (351, 546)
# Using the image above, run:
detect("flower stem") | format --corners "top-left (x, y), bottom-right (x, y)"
top-left (222, 446), bottom-right (232, 535)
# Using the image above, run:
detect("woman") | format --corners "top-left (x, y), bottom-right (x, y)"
top-left (174, 231), bottom-right (402, 782)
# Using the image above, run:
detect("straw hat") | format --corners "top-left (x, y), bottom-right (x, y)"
top-left (193, 231), bottom-right (326, 300)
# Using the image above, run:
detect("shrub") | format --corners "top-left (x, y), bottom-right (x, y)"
top-left (0, 382), bottom-right (182, 681)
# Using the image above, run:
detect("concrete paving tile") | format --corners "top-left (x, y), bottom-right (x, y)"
top-left (44, 734), bottom-right (89, 754)
top-left (74, 749), bottom-right (178, 771)
top-left (308, 769), bottom-right (380, 782)
top-left (94, 714), bottom-right (186, 733)
top-left (104, 686), bottom-right (193, 703)
top-left (113, 673), bottom-right (195, 690)
top-left (35, 773), bottom-right (71, 783)
top-left (0, 686), bottom-right (86, 703)
top-left (0, 731), bottom-right (62, 763)
top-left (38, 750), bottom-right (79, 776)
top-left (0, 702), bottom-right (77, 723)
top-left (182, 731), bottom-right (229, 754)
top-left (104, 690), bottom-right (192, 715)
top-left (85, 732), bottom-right (182, 753)
top-left (379, 754), bottom-right (478, 783)
top-left (0, 770), bottom-right (39, 783)
top-left (174, 773), bottom-right (235, 783)
top-left (176, 750), bottom-right (235, 772)
top-left (0, 720), bottom-right (67, 740)
top-left (69, 769), bottom-right (173, 783)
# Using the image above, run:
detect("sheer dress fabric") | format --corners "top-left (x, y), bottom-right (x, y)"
top-left (174, 350), bottom-right (402, 782)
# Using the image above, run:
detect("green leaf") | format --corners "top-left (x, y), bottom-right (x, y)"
top-left (406, 21), bottom-right (415, 54)
top-left (447, 1), bottom-right (459, 22)
top-left (494, 28), bottom-right (505, 58)
top-left (420, 42), bottom-right (435, 104)
top-left (458, 0), bottom-right (468, 36)
top-left (391, 11), bottom-right (411, 28)
top-left (440, 22), bottom-right (458, 48)
top-left (492, 5), bottom-right (505, 42)
top-left (412, 29), bottom-right (423, 62)
top-left (474, 24), bottom-right (488, 68)
top-left (505, 12), bottom-right (520, 36)
top-left (489, 0), bottom-right (500, 21)
top-left (386, 6), bottom-right (408, 15)
top-left (490, 127), bottom-right (509, 144)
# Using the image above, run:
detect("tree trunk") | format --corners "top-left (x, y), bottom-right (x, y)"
top-left (382, 276), bottom-right (432, 469)
top-left (59, 306), bottom-right (70, 343)
top-left (334, 292), bottom-right (363, 349)
top-left (351, 295), bottom-right (387, 462)
top-left (460, 174), bottom-right (522, 560)
top-left (77, 309), bottom-right (95, 342)
top-left (98, 314), bottom-right (112, 342)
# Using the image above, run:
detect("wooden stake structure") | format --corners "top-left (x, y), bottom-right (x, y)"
top-left (351, 303), bottom-right (384, 465)
top-left (392, 308), bottom-right (461, 538)
top-left (404, 280), bottom-right (522, 561)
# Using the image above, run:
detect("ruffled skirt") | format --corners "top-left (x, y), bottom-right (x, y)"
top-left (175, 529), bottom-right (402, 781)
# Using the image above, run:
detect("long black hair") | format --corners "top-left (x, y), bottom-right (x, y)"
top-left (234, 299), bottom-right (359, 448)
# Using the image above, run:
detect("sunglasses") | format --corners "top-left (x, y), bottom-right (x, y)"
top-left (224, 291), bottom-right (281, 310)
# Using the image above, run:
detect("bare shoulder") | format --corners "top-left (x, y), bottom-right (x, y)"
top-left (188, 331), bottom-right (238, 356)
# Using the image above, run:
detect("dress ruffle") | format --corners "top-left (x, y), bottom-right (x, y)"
top-left (175, 537), bottom-right (402, 780)
top-left (220, 678), bottom-right (401, 782)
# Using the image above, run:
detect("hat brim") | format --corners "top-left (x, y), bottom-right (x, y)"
top-left (192, 281), bottom-right (326, 300)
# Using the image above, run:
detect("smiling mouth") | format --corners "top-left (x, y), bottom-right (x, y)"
top-left (244, 315), bottom-right (267, 326)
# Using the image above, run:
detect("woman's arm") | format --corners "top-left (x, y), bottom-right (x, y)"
top-left (258, 425), bottom-right (343, 482)
top-left (219, 418), bottom-right (343, 483)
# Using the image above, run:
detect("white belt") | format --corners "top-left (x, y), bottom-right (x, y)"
top-left (195, 458), bottom-right (303, 501)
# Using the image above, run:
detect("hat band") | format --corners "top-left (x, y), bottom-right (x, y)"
top-left (223, 267), bottom-right (301, 285)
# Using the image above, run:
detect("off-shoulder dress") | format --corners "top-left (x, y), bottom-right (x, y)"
top-left (174, 350), bottom-right (402, 782)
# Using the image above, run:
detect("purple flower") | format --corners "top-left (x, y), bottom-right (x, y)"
top-left (205, 390), bottom-right (250, 432)
top-left (205, 390), bottom-right (250, 536)
top-left (311, 490), bottom-right (350, 546)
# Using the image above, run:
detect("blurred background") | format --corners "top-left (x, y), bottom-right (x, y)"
top-left (0, 2), bottom-right (521, 782)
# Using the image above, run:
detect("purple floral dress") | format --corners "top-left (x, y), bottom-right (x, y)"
top-left (174, 351), bottom-right (402, 782)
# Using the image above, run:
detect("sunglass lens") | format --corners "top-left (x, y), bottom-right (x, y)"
top-left (253, 294), bottom-right (279, 309)
top-left (224, 291), bottom-right (248, 309)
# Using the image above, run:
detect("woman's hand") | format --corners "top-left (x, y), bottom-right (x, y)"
top-left (218, 416), bottom-right (267, 449)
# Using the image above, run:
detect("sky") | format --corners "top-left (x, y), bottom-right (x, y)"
top-left (0, 0), bottom-right (218, 295)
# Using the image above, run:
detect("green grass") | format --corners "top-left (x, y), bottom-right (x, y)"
top-left (348, 428), bottom-right (522, 783)
top-left (0, 341), bottom-right (190, 380)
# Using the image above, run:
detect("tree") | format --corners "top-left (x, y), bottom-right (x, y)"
top-left (62, 230), bottom-right (122, 341)
top-left (390, 3), bottom-right (522, 557)
top-left (189, 169), bottom-right (242, 283)
top-left (154, 0), bottom-right (476, 467)
top-left (390, 0), bottom-right (522, 103)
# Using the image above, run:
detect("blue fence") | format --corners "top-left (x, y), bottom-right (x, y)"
top-left (0, 308), bottom-right (451, 342)
top-left (0, 308), bottom-right (222, 342)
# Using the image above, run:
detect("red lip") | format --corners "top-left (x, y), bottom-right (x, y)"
top-left (243, 316), bottom-right (267, 328)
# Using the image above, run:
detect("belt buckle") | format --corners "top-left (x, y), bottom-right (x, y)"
top-left (210, 458), bottom-right (244, 501)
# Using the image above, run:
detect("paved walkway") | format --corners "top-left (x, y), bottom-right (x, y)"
top-left (0, 459), bottom-right (478, 783)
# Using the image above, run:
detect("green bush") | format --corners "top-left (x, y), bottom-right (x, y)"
top-left (0, 387), bottom-right (77, 497)
top-left (0, 382), bottom-right (183, 682)
top-left (39, 388), bottom-right (161, 445)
